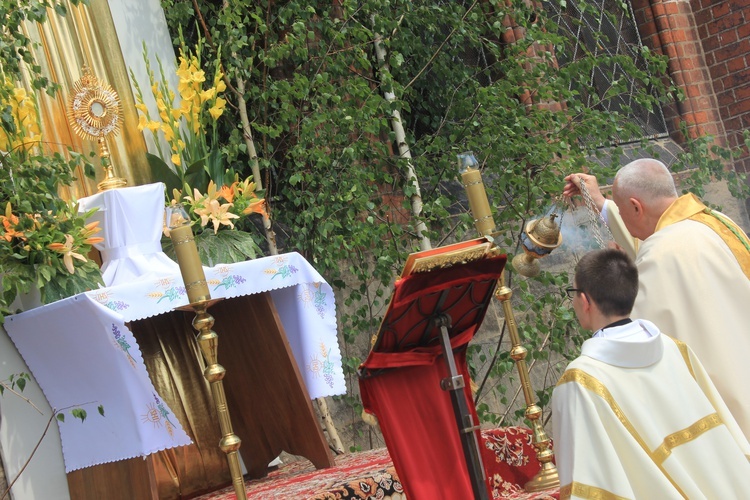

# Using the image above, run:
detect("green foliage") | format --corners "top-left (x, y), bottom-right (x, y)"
top-left (162, 228), bottom-right (260, 267)
top-left (0, 145), bottom-right (103, 313)
top-left (0, 0), bottom-right (87, 95)
top-left (157, 0), bottom-right (748, 436)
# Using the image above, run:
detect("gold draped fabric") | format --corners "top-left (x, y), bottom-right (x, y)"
top-left (20, 0), bottom-right (153, 200)
top-left (129, 312), bottom-right (231, 499)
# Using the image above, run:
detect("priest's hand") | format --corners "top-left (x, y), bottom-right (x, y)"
top-left (563, 173), bottom-right (606, 212)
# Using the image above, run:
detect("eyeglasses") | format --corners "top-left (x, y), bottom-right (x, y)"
top-left (565, 288), bottom-right (583, 299)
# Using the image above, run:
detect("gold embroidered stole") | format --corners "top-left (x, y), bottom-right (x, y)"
top-left (654, 193), bottom-right (750, 280)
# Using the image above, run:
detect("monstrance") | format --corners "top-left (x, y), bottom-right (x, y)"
top-left (67, 66), bottom-right (127, 191)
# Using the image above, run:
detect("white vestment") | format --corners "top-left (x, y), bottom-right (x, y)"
top-left (552, 320), bottom-right (750, 499)
top-left (604, 197), bottom-right (750, 439)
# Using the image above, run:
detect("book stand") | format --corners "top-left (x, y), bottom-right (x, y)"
top-left (359, 240), bottom-right (505, 499)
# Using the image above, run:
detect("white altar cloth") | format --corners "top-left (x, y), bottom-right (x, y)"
top-left (4, 251), bottom-right (345, 472)
top-left (77, 182), bottom-right (180, 287)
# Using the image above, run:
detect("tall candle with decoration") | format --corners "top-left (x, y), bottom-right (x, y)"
top-left (167, 204), bottom-right (211, 303)
top-left (458, 151), bottom-right (496, 236)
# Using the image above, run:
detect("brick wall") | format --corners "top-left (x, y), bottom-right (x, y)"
top-left (630, 0), bottom-right (750, 173)
top-left (690, 0), bottom-right (750, 173)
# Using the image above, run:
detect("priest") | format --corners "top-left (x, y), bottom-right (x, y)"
top-left (562, 158), bottom-right (750, 439)
top-left (552, 249), bottom-right (750, 498)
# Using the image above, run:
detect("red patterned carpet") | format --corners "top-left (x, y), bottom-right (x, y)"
top-left (195, 427), bottom-right (560, 499)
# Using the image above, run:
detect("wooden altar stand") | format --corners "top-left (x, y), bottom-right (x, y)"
top-left (67, 292), bottom-right (335, 499)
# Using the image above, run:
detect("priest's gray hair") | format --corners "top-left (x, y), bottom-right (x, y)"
top-left (614, 158), bottom-right (678, 202)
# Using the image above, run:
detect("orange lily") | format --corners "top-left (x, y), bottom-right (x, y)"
top-left (47, 234), bottom-right (88, 273)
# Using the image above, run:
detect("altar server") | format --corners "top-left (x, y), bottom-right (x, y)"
top-left (552, 249), bottom-right (750, 498)
top-left (562, 158), bottom-right (750, 439)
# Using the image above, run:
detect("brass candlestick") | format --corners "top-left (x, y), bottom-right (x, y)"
top-left (457, 152), bottom-right (559, 492)
top-left (168, 205), bottom-right (246, 499)
top-left (67, 66), bottom-right (127, 191)
top-left (495, 275), bottom-right (559, 492)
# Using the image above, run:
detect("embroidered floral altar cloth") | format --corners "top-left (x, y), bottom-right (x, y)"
top-left (4, 252), bottom-right (345, 472)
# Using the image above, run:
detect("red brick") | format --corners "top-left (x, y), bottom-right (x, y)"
top-left (736, 84), bottom-right (750, 101)
top-left (711, 62), bottom-right (729, 78)
top-left (702, 35), bottom-right (724, 52)
top-left (659, 3), bottom-right (680, 16)
top-left (713, 40), bottom-right (750, 63)
top-left (727, 55), bottom-right (746, 73)
top-left (694, 8), bottom-right (712, 26)
top-left (719, 29), bottom-right (738, 45)
top-left (704, 50), bottom-right (716, 67)
top-left (738, 23), bottom-right (750, 39)
top-left (713, 14), bottom-right (744, 34)
top-left (733, 98), bottom-right (750, 114)
top-left (710, 3), bottom-right (731, 18)
top-left (717, 91), bottom-right (737, 108)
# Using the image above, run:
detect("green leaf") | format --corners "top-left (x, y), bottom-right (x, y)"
top-left (147, 153), bottom-right (183, 193)
top-left (71, 408), bottom-right (87, 423)
top-left (98, 405), bottom-right (105, 417)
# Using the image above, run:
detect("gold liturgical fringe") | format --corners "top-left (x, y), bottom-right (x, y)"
top-left (129, 312), bottom-right (232, 499)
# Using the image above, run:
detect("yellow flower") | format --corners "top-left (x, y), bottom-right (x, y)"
top-left (162, 124), bottom-right (175, 142)
top-left (199, 87), bottom-right (217, 103)
top-left (146, 120), bottom-right (161, 132)
top-left (208, 97), bottom-right (226, 120)
top-left (47, 234), bottom-right (88, 274)
top-left (171, 154), bottom-right (181, 166)
top-left (12, 87), bottom-right (27, 102)
top-left (137, 114), bottom-right (148, 131)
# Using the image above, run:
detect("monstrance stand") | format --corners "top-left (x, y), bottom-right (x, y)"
top-left (67, 66), bottom-right (127, 191)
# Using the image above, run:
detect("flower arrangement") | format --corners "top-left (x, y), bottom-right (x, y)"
top-left (131, 37), bottom-right (267, 267)
top-left (163, 176), bottom-right (267, 266)
top-left (0, 77), bottom-right (104, 315)
top-left (130, 37), bottom-right (228, 194)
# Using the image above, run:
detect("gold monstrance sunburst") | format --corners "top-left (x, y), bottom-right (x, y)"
top-left (68, 66), bottom-right (127, 191)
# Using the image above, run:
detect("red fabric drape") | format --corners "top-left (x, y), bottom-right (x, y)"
top-left (361, 349), bottom-right (488, 498)
top-left (359, 255), bottom-right (506, 499)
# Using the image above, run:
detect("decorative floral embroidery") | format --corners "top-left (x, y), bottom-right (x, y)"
top-left (154, 285), bottom-right (187, 303)
top-left (306, 342), bottom-right (335, 388)
top-left (141, 393), bottom-right (177, 437)
top-left (111, 324), bottom-right (136, 367)
top-left (213, 274), bottom-right (247, 291)
top-left (298, 283), bottom-right (327, 318)
top-left (268, 263), bottom-right (298, 279)
top-left (104, 300), bottom-right (130, 312)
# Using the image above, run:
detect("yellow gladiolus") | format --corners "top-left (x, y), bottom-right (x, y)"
top-left (161, 124), bottom-right (174, 142)
top-left (208, 97), bottom-right (226, 120)
top-left (137, 114), bottom-right (148, 131)
top-left (200, 88), bottom-right (216, 103)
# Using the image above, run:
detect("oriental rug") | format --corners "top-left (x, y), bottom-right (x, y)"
top-left (195, 427), bottom-right (559, 499)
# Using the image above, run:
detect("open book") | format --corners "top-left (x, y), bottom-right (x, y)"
top-left (400, 237), bottom-right (495, 277)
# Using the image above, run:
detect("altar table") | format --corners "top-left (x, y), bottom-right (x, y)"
top-left (4, 252), bottom-right (345, 499)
